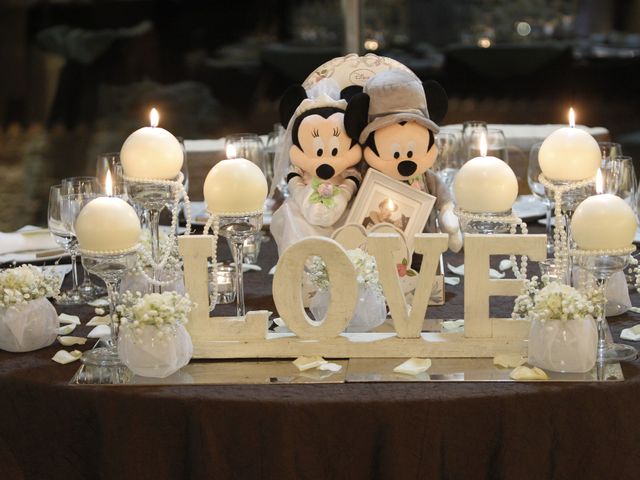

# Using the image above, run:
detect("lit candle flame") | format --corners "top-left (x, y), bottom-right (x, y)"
top-left (569, 107), bottom-right (575, 128)
top-left (105, 170), bottom-right (113, 196)
top-left (385, 198), bottom-right (395, 210)
top-left (226, 144), bottom-right (237, 159)
top-left (150, 108), bottom-right (159, 128)
top-left (595, 168), bottom-right (603, 194)
top-left (479, 133), bottom-right (488, 157)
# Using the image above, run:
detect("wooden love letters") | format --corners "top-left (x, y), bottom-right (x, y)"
top-left (178, 233), bottom-right (546, 359)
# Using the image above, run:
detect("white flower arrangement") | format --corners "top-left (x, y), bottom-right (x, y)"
top-left (308, 248), bottom-right (383, 295)
top-left (0, 265), bottom-right (60, 308)
top-left (512, 275), bottom-right (604, 322)
top-left (117, 291), bottom-right (194, 342)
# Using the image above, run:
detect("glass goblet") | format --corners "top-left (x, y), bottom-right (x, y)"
top-left (224, 133), bottom-right (267, 183)
top-left (462, 120), bottom-right (487, 161)
top-left (433, 132), bottom-right (461, 190)
top-left (598, 142), bottom-right (623, 166)
top-left (467, 128), bottom-right (508, 164)
top-left (81, 249), bottom-right (138, 367)
top-left (48, 185), bottom-right (83, 304)
top-left (62, 176), bottom-right (104, 300)
top-left (217, 212), bottom-right (263, 317)
top-left (574, 254), bottom-right (637, 363)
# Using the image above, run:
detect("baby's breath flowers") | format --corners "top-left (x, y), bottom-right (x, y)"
top-left (308, 248), bottom-right (383, 295)
top-left (512, 275), bottom-right (603, 321)
top-left (117, 291), bottom-right (194, 342)
top-left (0, 265), bottom-right (59, 308)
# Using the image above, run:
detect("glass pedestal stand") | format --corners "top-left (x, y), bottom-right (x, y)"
top-left (206, 211), bottom-right (263, 317)
top-left (80, 249), bottom-right (138, 368)
top-left (539, 175), bottom-right (594, 284)
top-left (125, 179), bottom-right (177, 293)
top-left (574, 250), bottom-right (638, 363)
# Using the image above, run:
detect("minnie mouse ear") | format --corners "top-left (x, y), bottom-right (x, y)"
top-left (423, 80), bottom-right (448, 125)
top-left (344, 92), bottom-right (370, 141)
top-left (279, 85), bottom-right (308, 127)
top-left (340, 85), bottom-right (364, 102)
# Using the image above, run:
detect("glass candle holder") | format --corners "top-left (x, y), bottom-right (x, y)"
top-left (209, 262), bottom-right (237, 308)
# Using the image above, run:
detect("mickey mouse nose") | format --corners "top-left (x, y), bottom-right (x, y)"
top-left (316, 164), bottom-right (335, 180)
top-left (397, 161), bottom-right (417, 177)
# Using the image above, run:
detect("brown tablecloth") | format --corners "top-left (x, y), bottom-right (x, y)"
top-left (1, 225), bottom-right (640, 480)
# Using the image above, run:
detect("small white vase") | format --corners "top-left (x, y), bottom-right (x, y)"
top-left (528, 316), bottom-right (598, 373)
top-left (0, 298), bottom-right (59, 352)
top-left (118, 324), bottom-right (193, 378)
top-left (310, 285), bottom-right (387, 333)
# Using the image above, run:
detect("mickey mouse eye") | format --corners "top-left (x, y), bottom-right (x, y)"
top-left (316, 148), bottom-right (323, 157)
top-left (393, 151), bottom-right (400, 159)
top-left (331, 147), bottom-right (338, 156)
top-left (407, 150), bottom-right (413, 158)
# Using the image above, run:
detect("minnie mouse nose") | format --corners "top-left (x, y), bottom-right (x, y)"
top-left (397, 161), bottom-right (417, 177)
top-left (316, 164), bottom-right (335, 180)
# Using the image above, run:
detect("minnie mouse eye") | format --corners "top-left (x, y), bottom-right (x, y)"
top-left (316, 148), bottom-right (323, 157)
top-left (407, 150), bottom-right (413, 158)
top-left (331, 147), bottom-right (338, 156)
top-left (393, 151), bottom-right (400, 159)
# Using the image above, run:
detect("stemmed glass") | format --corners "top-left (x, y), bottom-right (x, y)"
top-left (462, 120), bottom-right (488, 161)
top-left (598, 142), bottom-right (623, 166)
top-left (48, 185), bottom-right (83, 304)
top-left (467, 128), bottom-right (508, 163)
top-left (603, 156), bottom-right (637, 214)
top-left (81, 249), bottom-right (138, 367)
top-left (528, 142), bottom-right (554, 254)
top-left (574, 254), bottom-right (637, 363)
top-left (225, 133), bottom-right (267, 177)
top-left (433, 132), bottom-right (461, 190)
top-left (218, 212), bottom-right (263, 317)
top-left (61, 177), bottom-right (103, 300)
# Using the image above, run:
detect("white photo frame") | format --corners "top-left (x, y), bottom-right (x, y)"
top-left (346, 169), bottom-right (435, 250)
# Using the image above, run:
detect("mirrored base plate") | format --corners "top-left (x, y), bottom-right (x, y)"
top-left (70, 357), bottom-right (623, 386)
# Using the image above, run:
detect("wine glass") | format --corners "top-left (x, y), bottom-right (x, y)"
top-left (467, 128), bottom-right (508, 163)
top-left (603, 156), bottom-right (637, 214)
top-left (528, 142), bottom-right (554, 254)
top-left (48, 185), bottom-right (83, 304)
top-left (462, 120), bottom-right (488, 161)
top-left (225, 133), bottom-right (267, 176)
top-left (433, 132), bottom-right (461, 190)
top-left (598, 142), bottom-right (623, 166)
top-left (61, 177), bottom-right (103, 301)
top-left (96, 153), bottom-right (125, 196)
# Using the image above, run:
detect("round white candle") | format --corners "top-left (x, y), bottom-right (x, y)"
top-left (538, 109), bottom-right (600, 181)
top-left (204, 158), bottom-right (268, 214)
top-left (120, 108), bottom-right (183, 180)
top-left (571, 194), bottom-right (637, 250)
top-left (453, 136), bottom-right (518, 213)
top-left (76, 197), bottom-right (141, 252)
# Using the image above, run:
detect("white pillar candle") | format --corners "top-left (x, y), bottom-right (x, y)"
top-left (538, 108), bottom-right (601, 181)
top-left (120, 108), bottom-right (183, 180)
top-left (453, 134), bottom-right (518, 213)
top-left (76, 172), bottom-right (141, 252)
top-left (204, 158), bottom-right (268, 214)
top-left (571, 171), bottom-right (637, 250)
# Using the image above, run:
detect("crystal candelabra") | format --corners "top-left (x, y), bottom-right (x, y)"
top-left (573, 247), bottom-right (638, 363)
top-left (80, 248), bottom-right (138, 367)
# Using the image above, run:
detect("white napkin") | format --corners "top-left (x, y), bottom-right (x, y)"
top-left (0, 226), bottom-right (58, 255)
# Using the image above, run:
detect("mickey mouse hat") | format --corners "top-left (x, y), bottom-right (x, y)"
top-left (358, 68), bottom-right (440, 144)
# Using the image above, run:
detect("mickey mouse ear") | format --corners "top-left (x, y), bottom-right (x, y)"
top-left (279, 85), bottom-right (308, 127)
top-left (423, 80), bottom-right (448, 125)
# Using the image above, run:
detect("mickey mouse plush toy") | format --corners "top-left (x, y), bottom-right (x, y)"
top-left (270, 80), bottom-right (363, 253)
top-left (344, 69), bottom-right (463, 252)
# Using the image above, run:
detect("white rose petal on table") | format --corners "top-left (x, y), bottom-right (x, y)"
top-left (57, 336), bottom-right (87, 347)
top-left (493, 354), bottom-right (526, 369)
top-left (86, 316), bottom-right (110, 326)
top-left (393, 358), bottom-right (432, 376)
top-left (57, 323), bottom-right (76, 336)
top-left (88, 297), bottom-right (109, 308)
top-left (620, 325), bottom-right (640, 342)
top-left (58, 313), bottom-right (81, 325)
top-left (87, 325), bottom-right (111, 339)
top-left (318, 362), bottom-right (342, 372)
top-left (293, 356), bottom-right (327, 371)
top-left (51, 350), bottom-right (82, 365)
top-left (509, 365), bottom-right (549, 381)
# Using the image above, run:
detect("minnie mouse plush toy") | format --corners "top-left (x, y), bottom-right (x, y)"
top-left (344, 69), bottom-right (463, 252)
top-left (270, 80), bottom-right (363, 254)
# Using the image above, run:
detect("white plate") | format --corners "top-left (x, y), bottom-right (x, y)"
top-left (512, 195), bottom-right (547, 220)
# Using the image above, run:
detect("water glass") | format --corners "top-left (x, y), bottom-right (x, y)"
top-left (466, 128), bottom-right (508, 164)
top-left (433, 132), bottom-right (461, 189)
top-left (209, 263), bottom-right (237, 308)
top-left (225, 133), bottom-right (267, 175)
top-left (598, 142), bottom-right (623, 166)
top-left (462, 120), bottom-right (488, 161)
top-left (602, 156), bottom-right (637, 213)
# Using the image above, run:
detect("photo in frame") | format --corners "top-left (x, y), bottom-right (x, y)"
top-left (345, 169), bottom-right (436, 250)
